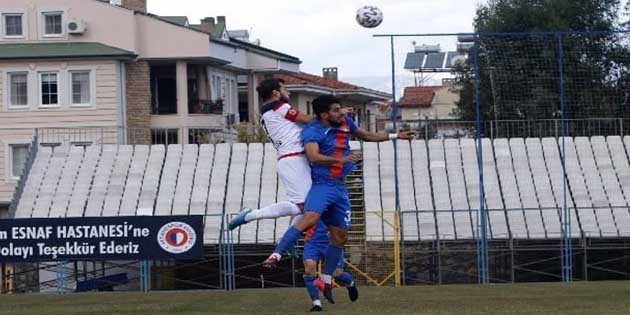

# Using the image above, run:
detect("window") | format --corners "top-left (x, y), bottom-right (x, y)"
top-left (71, 71), bottom-right (91, 105)
top-left (10, 144), bottom-right (30, 178)
top-left (43, 12), bottom-right (62, 36)
top-left (3, 14), bottom-right (23, 37)
top-left (8, 72), bottom-right (28, 107)
top-left (40, 72), bottom-right (58, 106)
top-left (151, 129), bottom-right (179, 145)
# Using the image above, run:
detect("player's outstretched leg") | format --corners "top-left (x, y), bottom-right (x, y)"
top-left (263, 212), bottom-right (319, 268)
top-left (304, 275), bottom-right (323, 312)
top-left (229, 201), bottom-right (300, 230)
top-left (227, 208), bottom-right (252, 230)
top-left (320, 227), bottom-right (348, 303)
top-left (335, 271), bottom-right (358, 302)
top-left (319, 245), bottom-right (343, 304)
top-left (262, 225), bottom-right (302, 268)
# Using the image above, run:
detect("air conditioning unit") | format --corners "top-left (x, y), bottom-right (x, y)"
top-left (67, 19), bottom-right (87, 35)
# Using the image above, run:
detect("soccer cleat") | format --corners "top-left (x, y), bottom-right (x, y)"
top-left (309, 305), bottom-right (323, 312)
top-left (228, 208), bottom-right (252, 230)
top-left (323, 284), bottom-right (335, 304)
top-left (262, 254), bottom-right (280, 269)
top-left (347, 285), bottom-right (359, 302)
top-left (314, 278), bottom-right (325, 292)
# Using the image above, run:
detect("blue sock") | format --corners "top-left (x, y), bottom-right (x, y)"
top-left (323, 246), bottom-right (343, 276)
top-left (334, 272), bottom-right (354, 286)
top-left (304, 275), bottom-right (320, 301)
top-left (274, 226), bottom-right (302, 254)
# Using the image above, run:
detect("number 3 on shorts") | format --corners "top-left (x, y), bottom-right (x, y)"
top-left (344, 209), bottom-right (351, 227)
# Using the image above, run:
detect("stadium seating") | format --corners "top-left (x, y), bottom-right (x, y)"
top-left (13, 136), bottom-right (630, 244)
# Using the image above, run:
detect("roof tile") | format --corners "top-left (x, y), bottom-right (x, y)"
top-left (398, 86), bottom-right (436, 108)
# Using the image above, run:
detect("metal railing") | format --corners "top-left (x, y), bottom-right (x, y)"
top-left (33, 126), bottom-right (237, 147)
top-left (385, 118), bottom-right (630, 140)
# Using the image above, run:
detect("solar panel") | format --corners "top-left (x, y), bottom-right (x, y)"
top-left (445, 51), bottom-right (461, 67)
top-left (423, 52), bottom-right (446, 69)
top-left (405, 50), bottom-right (467, 71)
top-left (404, 52), bottom-right (425, 70)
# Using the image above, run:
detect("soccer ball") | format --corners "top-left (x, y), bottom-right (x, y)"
top-left (356, 6), bottom-right (383, 28)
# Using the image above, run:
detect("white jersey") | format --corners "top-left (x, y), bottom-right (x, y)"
top-left (260, 101), bottom-right (304, 158)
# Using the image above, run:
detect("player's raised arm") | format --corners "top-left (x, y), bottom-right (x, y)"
top-left (353, 128), bottom-right (416, 142)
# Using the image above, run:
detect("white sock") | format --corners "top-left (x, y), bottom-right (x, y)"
top-left (245, 201), bottom-right (300, 221)
top-left (313, 300), bottom-right (322, 307)
top-left (321, 274), bottom-right (332, 285)
top-left (270, 252), bottom-right (281, 260)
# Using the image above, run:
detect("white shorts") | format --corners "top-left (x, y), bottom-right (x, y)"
top-left (277, 155), bottom-right (312, 204)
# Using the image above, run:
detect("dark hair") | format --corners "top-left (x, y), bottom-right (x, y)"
top-left (256, 78), bottom-right (285, 101)
top-left (312, 95), bottom-right (341, 118)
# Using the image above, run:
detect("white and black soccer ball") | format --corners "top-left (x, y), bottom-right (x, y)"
top-left (356, 5), bottom-right (383, 28)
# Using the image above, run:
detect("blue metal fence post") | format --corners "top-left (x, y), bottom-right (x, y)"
top-left (221, 214), bottom-right (235, 291)
top-left (556, 32), bottom-right (573, 283)
top-left (56, 261), bottom-right (68, 294)
top-left (228, 219), bottom-right (235, 290)
top-left (389, 35), bottom-right (406, 286)
top-left (219, 215), bottom-right (226, 290)
top-left (473, 34), bottom-right (489, 284)
top-left (140, 260), bottom-right (151, 292)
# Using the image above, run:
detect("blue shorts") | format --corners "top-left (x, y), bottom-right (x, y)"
top-left (304, 182), bottom-right (351, 230)
top-left (302, 241), bottom-right (345, 269)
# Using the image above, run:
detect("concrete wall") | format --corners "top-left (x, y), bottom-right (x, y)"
top-left (136, 14), bottom-right (209, 59)
top-left (432, 85), bottom-right (459, 119)
top-left (1, 0), bottom-right (136, 52)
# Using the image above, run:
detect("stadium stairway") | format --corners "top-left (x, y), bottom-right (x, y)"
top-left (346, 141), bottom-right (367, 251)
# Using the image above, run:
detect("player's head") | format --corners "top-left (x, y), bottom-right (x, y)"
top-left (312, 95), bottom-right (343, 127)
top-left (256, 78), bottom-right (290, 103)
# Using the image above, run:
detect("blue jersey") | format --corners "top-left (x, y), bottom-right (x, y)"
top-left (301, 115), bottom-right (358, 183)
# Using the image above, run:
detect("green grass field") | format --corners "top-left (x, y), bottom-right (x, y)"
top-left (1, 281), bottom-right (629, 314)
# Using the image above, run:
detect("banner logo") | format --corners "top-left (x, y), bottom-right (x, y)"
top-left (157, 222), bottom-right (196, 254)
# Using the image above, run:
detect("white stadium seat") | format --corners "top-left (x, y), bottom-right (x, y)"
top-left (14, 136), bottom-right (630, 244)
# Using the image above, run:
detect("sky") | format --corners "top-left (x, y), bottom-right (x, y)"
top-left (148, 0), bottom-right (481, 94)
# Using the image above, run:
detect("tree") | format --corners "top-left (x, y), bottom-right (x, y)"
top-left (453, 0), bottom-right (630, 127)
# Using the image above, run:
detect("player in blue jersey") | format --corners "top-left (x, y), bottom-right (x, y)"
top-left (264, 94), bottom-right (415, 304)
top-left (302, 220), bottom-right (358, 312)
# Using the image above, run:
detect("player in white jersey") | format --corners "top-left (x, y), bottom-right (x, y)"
top-left (228, 78), bottom-right (312, 230)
